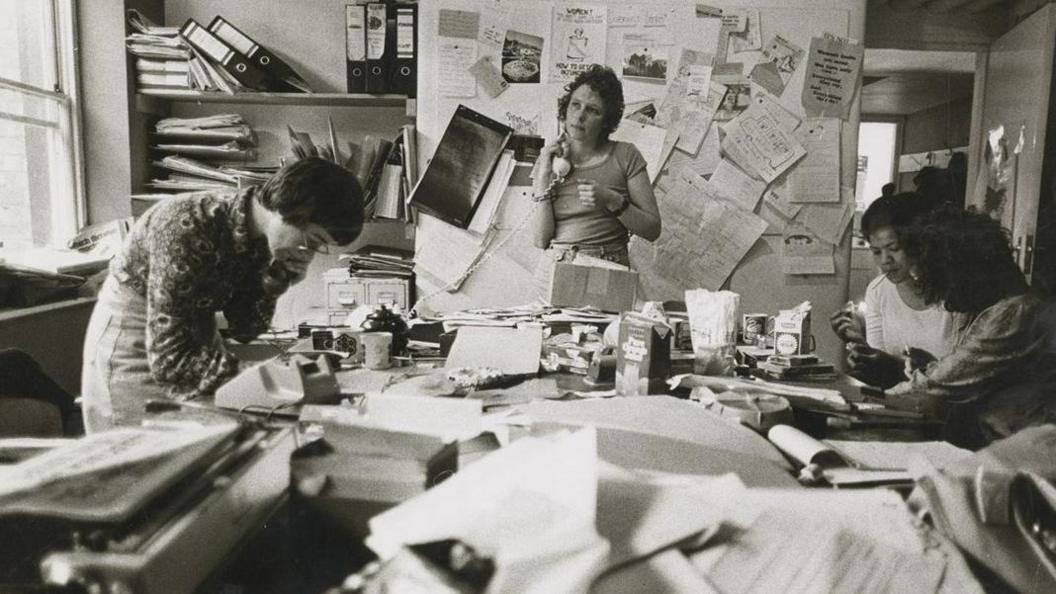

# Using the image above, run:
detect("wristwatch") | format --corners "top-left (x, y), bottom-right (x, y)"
top-left (611, 194), bottom-right (630, 216)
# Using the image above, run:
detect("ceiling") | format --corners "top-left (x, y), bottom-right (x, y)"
top-left (861, 48), bottom-right (977, 115)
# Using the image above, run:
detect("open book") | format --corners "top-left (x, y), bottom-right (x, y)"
top-left (766, 425), bottom-right (970, 487)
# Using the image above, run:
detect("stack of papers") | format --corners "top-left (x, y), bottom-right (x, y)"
top-left (340, 245), bottom-right (415, 279)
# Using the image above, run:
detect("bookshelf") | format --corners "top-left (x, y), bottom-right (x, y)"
top-left (136, 90), bottom-right (411, 108)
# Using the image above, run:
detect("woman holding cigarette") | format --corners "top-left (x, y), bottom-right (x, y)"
top-left (530, 64), bottom-right (661, 293)
top-left (80, 158), bottom-right (364, 431)
top-left (829, 193), bottom-right (960, 387)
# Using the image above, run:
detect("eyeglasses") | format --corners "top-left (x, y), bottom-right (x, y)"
top-left (300, 234), bottom-right (330, 255)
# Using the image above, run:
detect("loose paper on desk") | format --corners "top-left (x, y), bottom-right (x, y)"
top-left (790, 118), bottom-right (840, 203)
top-left (445, 325), bottom-right (543, 376)
top-left (802, 34), bottom-right (864, 120)
top-left (782, 224), bottom-right (835, 275)
top-left (795, 186), bottom-right (856, 245)
top-left (413, 212), bottom-right (486, 290)
top-left (631, 172), bottom-right (767, 297)
top-left (438, 38), bottom-right (477, 97)
top-left (367, 428), bottom-right (610, 594)
top-left (720, 97), bottom-right (806, 184)
top-left (0, 425), bottom-right (236, 498)
top-left (695, 506), bottom-right (947, 593)
top-left (708, 158), bottom-right (766, 212)
top-left (550, 5), bottom-right (607, 83)
top-left (610, 119), bottom-right (668, 183)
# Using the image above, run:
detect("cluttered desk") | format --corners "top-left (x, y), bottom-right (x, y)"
top-left (1, 296), bottom-right (1053, 593)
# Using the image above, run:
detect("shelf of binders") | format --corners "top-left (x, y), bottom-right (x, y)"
top-left (136, 89), bottom-right (408, 108)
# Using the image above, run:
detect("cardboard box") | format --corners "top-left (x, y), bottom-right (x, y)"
top-left (550, 262), bottom-right (638, 313)
top-left (773, 308), bottom-right (812, 355)
top-left (616, 313), bottom-right (671, 396)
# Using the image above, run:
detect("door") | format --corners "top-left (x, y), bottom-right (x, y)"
top-left (974, 4), bottom-right (1056, 286)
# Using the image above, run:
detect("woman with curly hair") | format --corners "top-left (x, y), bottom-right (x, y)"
top-left (530, 64), bottom-right (661, 287)
top-left (886, 208), bottom-right (1055, 448)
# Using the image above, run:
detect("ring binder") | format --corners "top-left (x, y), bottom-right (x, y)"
top-left (365, 3), bottom-right (389, 93)
top-left (179, 19), bottom-right (273, 91)
top-left (390, 3), bottom-right (417, 97)
top-left (346, 4), bottom-right (367, 93)
top-left (206, 16), bottom-right (312, 93)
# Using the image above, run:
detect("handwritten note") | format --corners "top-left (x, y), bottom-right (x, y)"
top-left (795, 186), bottom-right (856, 245)
top-left (438, 38), bottom-right (477, 97)
top-left (802, 34), bottom-right (864, 120)
top-left (790, 118), bottom-right (841, 203)
top-left (631, 173), bottom-right (767, 296)
top-left (721, 98), bottom-right (806, 183)
top-left (709, 158), bottom-right (766, 212)
top-left (478, 0), bottom-right (511, 49)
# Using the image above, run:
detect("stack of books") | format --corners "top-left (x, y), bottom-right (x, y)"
top-left (125, 9), bottom-right (311, 95)
top-left (756, 353), bottom-right (836, 382)
top-left (340, 245), bottom-right (414, 280)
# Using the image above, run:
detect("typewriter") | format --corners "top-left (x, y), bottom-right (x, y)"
top-left (0, 421), bottom-right (296, 593)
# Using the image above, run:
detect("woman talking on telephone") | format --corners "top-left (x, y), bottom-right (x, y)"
top-left (530, 64), bottom-right (661, 288)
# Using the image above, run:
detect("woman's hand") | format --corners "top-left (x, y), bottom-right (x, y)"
top-left (534, 136), bottom-right (567, 181)
top-left (830, 308), bottom-right (866, 344)
top-left (577, 179), bottom-right (621, 211)
top-left (847, 344), bottom-right (906, 389)
top-left (903, 346), bottom-right (937, 375)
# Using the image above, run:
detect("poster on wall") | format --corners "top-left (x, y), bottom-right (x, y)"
top-left (621, 33), bottom-right (669, 82)
top-left (801, 34), bottom-right (863, 120)
top-left (550, 5), bottom-right (607, 83)
top-left (502, 30), bottom-right (544, 84)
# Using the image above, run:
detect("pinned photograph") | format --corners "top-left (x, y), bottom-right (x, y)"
top-left (622, 34), bottom-right (668, 82)
top-left (501, 30), bottom-right (543, 84)
top-left (763, 34), bottom-right (805, 83)
top-left (714, 83), bottom-right (751, 121)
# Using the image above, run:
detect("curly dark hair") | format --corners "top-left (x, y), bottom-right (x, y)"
top-left (556, 64), bottom-right (624, 140)
top-left (902, 208), bottom-right (1028, 313)
top-left (860, 191), bottom-right (943, 240)
top-left (258, 157), bottom-right (364, 245)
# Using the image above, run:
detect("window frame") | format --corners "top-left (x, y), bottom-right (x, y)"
top-left (0, 0), bottom-right (86, 244)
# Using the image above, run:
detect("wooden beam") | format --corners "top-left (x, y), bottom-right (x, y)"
top-left (967, 0), bottom-right (1008, 12)
top-left (865, 4), bottom-right (1012, 50)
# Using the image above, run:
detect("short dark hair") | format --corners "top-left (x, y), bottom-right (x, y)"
top-left (556, 64), bottom-right (624, 140)
top-left (259, 157), bottom-right (364, 245)
top-left (859, 191), bottom-right (939, 240)
top-left (903, 208), bottom-right (1028, 313)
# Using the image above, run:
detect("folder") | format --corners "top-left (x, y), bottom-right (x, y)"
top-left (365, 2), bottom-right (388, 93)
top-left (179, 19), bottom-right (272, 91)
top-left (345, 3), bottom-right (367, 93)
top-left (390, 3), bottom-right (417, 97)
top-left (207, 16), bottom-right (312, 93)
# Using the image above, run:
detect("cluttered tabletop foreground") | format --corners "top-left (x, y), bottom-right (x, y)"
top-left (2, 298), bottom-right (1054, 594)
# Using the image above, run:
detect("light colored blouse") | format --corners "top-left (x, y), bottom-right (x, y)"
top-left (864, 274), bottom-right (960, 358)
top-left (549, 140), bottom-right (648, 247)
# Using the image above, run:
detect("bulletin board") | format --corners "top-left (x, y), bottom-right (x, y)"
top-left (415, 0), bottom-right (867, 365)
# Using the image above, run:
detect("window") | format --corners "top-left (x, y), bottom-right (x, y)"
top-left (854, 121), bottom-right (898, 212)
top-left (0, 0), bottom-right (84, 250)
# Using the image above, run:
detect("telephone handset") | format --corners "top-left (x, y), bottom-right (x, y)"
top-left (552, 133), bottom-right (572, 182)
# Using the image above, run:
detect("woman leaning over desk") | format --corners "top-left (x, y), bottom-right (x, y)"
top-left (885, 208), bottom-right (1056, 448)
top-left (530, 64), bottom-right (661, 289)
top-left (80, 157), bottom-right (364, 432)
